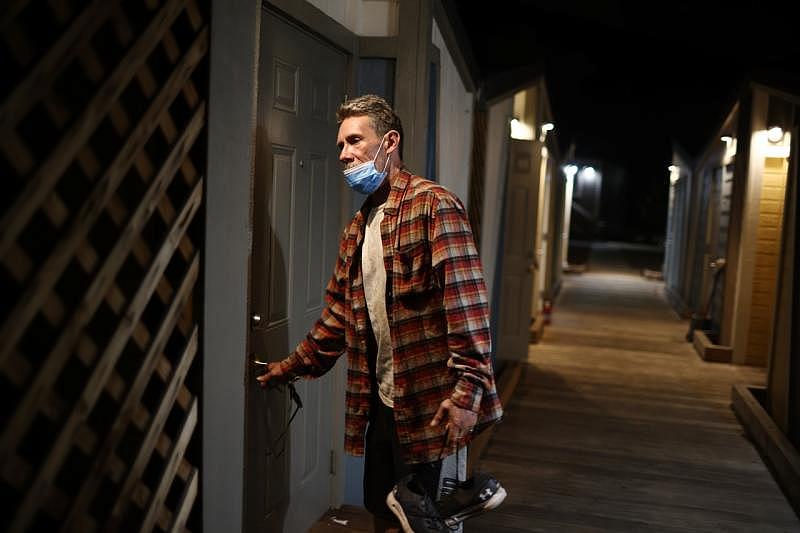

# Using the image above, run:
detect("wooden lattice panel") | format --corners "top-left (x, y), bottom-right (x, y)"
top-left (0, 1), bottom-right (207, 531)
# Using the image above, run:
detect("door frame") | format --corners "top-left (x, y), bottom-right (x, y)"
top-left (204, 1), bottom-right (357, 530)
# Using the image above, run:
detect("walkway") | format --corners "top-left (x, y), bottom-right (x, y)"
top-left (468, 245), bottom-right (799, 532)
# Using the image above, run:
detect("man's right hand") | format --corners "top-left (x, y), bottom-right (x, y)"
top-left (256, 361), bottom-right (287, 388)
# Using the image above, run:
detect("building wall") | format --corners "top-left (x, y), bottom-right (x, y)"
top-left (682, 145), bottom-right (720, 319)
top-left (204, 1), bottom-right (260, 529)
top-left (481, 97), bottom-right (514, 304)
top-left (745, 155), bottom-right (788, 365)
top-left (432, 20), bottom-right (474, 210)
top-left (308, 0), bottom-right (399, 36)
top-left (766, 117), bottom-right (799, 441)
top-left (547, 166), bottom-right (566, 297)
top-left (664, 170), bottom-right (691, 313)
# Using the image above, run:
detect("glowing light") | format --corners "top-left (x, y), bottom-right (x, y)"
top-left (510, 118), bottom-right (534, 140)
top-left (581, 166), bottom-right (597, 181)
top-left (668, 165), bottom-right (680, 185)
top-left (723, 137), bottom-right (737, 164)
top-left (767, 126), bottom-right (784, 143)
top-left (720, 136), bottom-right (732, 143)
top-left (563, 164), bottom-right (578, 179)
top-left (762, 130), bottom-right (792, 158)
top-left (541, 122), bottom-right (554, 132)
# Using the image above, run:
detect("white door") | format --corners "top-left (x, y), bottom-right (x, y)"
top-left (532, 147), bottom-right (550, 316)
top-left (245, 8), bottom-right (347, 532)
top-left (497, 139), bottom-right (539, 361)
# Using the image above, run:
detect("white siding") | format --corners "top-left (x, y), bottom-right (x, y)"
top-left (481, 97), bottom-right (513, 304)
top-left (307, 0), bottom-right (399, 36)
top-left (432, 20), bottom-right (473, 210)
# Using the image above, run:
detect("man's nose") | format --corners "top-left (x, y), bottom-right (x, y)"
top-left (339, 146), bottom-right (351, 163)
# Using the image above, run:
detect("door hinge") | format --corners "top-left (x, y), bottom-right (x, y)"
top-left (330, 450), bottom-right (336, 475)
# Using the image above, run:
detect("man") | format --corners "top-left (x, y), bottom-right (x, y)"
top-left (257, 94), bottom-right (503, 531)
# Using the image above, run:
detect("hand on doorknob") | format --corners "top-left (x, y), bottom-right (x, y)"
top-left (255, 359), bottom-right (291, 388)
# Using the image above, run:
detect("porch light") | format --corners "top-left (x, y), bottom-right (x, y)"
top-left (723, 136), bottom-right (737, 163)
top-left (761, 129), bottom-right (792, 158)
top-left (510, 118), bottom-right (534, 140)
top-left (668, 165), bottom-right (680, 185)
top-left (767, 126), bottom-right (784, 143)
top-left (539, 122), bottom-right (555, 142)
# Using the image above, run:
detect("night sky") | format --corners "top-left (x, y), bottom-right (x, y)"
top-left (454, 0), bottom-right (800, 242)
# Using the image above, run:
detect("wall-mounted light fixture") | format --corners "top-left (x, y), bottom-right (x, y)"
top-left (760, 128), bottom-right (791, 158)
top-left (510, 117), bottom-right (534, 140)
top-left (721, 135), bottom-right (737, 163)
top-left (767, 126), bottom-right (784, 143)
top-left (563, 164), bottom-right (578, 180)
top-left (539, 122), bottom-right (554, 142)
top-left (668, 164), bottom-right (680, 185)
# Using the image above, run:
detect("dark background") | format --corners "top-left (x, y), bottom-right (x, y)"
top-left (454, 0), bottom-right (800, 243)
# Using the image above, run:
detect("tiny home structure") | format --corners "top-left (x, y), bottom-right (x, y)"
top-left (664, 81), bottom-right (800, 512)
top-left (665, 83), bottom-right (796, 367)
top-left (480, 78), bottom-right (564, 358)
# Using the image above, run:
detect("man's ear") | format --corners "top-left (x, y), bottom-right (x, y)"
top-left (385, 130), bottom-right (401, 155)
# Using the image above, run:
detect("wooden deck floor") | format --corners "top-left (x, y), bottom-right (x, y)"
top-left (313, 249), bottom-right (799, 532)
top-left (468, 263), bottom-right (799, 532)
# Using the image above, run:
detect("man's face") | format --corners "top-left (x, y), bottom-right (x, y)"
top-left (336, 115), bottom-right (381, 170)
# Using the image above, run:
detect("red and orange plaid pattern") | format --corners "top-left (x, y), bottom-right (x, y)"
top-left (280, 170), bottom-right (503, 464)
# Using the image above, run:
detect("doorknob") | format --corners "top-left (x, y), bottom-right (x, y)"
top-left (251, 314), bottom-right (268, 331)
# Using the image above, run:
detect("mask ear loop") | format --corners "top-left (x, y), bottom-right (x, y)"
top-left (372, 132), bottom-right (393, 174)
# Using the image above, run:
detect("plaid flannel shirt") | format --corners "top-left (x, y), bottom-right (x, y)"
top-left (280, 170), bottom-right (503, 463)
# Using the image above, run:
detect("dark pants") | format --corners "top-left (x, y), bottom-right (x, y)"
top-left (363, 321), bottom-right (441, 520)
top-left (363, 398), bottom-right (442, 520)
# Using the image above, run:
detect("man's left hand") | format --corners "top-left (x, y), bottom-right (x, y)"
top-left (430, 398), bottom-right (478, 446)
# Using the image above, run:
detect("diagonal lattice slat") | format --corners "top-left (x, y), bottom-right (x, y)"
top-left (1, 1), bottom-right (207, 531)
top-left (0, 0), bottom-right (117, 134)
top-left (0, 30), bottom-right (208, 469)
top-left (0, 0), bottom-right (189, 261)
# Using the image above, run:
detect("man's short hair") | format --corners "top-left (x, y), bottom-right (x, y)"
top-left (337, 94), bottom-right (403, 159)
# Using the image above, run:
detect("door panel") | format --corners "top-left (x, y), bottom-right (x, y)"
top-left (532, 149), bottom-right (549, 315)
top-left (306, 154), bottom-right (329, 311)
top-left (269, 147), bottom-right (295, 325)
top-left (246, 8), bottom-right (347, 533)
top-left (497, 140), bottom-right (539, 360)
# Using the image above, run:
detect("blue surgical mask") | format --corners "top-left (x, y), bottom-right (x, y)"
top-left (343, 134), bottom-right (390, 195)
